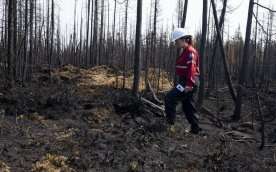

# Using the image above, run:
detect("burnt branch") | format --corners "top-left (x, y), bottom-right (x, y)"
top-left (253, 2), bottom-right (276, 13)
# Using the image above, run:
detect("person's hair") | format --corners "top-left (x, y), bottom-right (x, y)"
top-left (180, 35), bottom-right (193, 45)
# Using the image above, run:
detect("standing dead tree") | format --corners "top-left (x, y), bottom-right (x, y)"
top-left (132, 0), bottom-right (143, 96)
top-left (197, 0), bottom-right (208, 107)
top-left (233, 0), bottom-right (254, 120)
top-left (210, 0), bottom-right (237, 103)
top-left (181, 0), bottom-right (188, 28)
top-left (92, 0), bottom-right (98, 65)
top-left (7, 0), bottom-right (15, 83)
top-left (207, 0), bottom-right (228, 90)
top-left (123, 0), bottom-right (129, 88)
top-left (98, 0), bottom-right (104, 65)
top-left (251, 0), bottom-right (259, 88)
top-left (85, 0), bottom-right (91, 66)
top-left (23, 0), bottom-right (29, 82)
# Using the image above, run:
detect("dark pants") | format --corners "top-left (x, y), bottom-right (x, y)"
top-left (165, 85), bottom-right (200, 130)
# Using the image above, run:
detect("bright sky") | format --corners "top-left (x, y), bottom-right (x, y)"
top-left (58, 0), bottom-right (276, 40)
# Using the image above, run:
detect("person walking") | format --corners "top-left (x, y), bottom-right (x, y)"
top-left (165, 28), bottom-right (201, 134)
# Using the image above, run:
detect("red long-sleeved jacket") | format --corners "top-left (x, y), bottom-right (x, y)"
top-left (175, 46), bottom-right (200, 88)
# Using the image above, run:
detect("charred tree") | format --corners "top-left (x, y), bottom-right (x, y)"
top-left (7, 0), bottom-right (15, 82)
top-left (211, 0), bottom-right (237, 102)
top-left (123, 0), bottom-right (129, 88)
top-left (86, 0), bottom-right (91, 66)
top-left (132, 0), bottom-right (143, 96)
top-left (92, 0), bottom-right (98, 65)
top-left (233, 0), bottom-right (254, 120)
top-left (181, 0), bottom-right (188, 28)
top-left (197, 0), bottom-right (208, 107)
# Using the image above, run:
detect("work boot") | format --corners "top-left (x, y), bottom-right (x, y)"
top-left (190, 126), bottom-right (202, 135)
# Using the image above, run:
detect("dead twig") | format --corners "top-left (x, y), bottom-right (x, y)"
top-left (253, 2), bottom-right (276, 13)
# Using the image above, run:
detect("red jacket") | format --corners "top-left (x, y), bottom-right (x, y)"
top-left (175, 46), bottom-right (200, 88)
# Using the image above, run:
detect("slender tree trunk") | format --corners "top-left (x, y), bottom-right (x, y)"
top-left (123, 0), bottom-right (129, 88)
top-left (79, 14), bottom-right (83, 67)
top-left (28, 0), bottom-right (34, 80)
top-left (260, 17), bottom-right (269, 87)
top-left (12, 0), bottom-right (17, 80)
top-left (33, 0), bottom-right (37, 66)
top-left (208, 0), bottom-right (228, 90)
top-left (7, 0), bottom-right (14, 82)
top-left (93, 0), bottom-right (98, 65)
top-left (181, 0), bottom-right (188, 28)
top-left (111, 0), bottom-right (117, 67)
top-left (86, 0), bottom-right (90, 66)
top-left (99, 0), bottom-right (104, 65)
top-left (211, 0), bottom-right (237, 102)
top-left (132, 0), bottom-right (143, 96)
top-left (233, 0), bottom-right (254, 120)
top-left (251, 0), bottom-right (259, 87)
top-left (197, 0), bottom-right (208, 107)
top-left (90, 0), bottom-right (94, 66)
top-left (23, 0), bottom-right (29, 82)
top-left (57, 15), bottom-right (62, 66)
top-left (46, 0), bottom-right (51, 75)
top-left (49, 0), bottom-right (54, 72)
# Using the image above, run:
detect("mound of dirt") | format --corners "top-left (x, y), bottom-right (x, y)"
top-left (32, 65), bottom-right (172, 94)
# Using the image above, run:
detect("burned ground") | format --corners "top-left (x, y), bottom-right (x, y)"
top-left (0, 65), bottom-right (276, 172)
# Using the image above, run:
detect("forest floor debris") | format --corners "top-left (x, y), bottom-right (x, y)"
top-left (0, 65), bottom-right (276, 171)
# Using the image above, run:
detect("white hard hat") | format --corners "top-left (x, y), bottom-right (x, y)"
top-left (171, 28), bottom-right (190, 42)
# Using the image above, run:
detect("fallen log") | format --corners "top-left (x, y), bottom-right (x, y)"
top-left (146, 79), bottom-right (163, 104)
top-left (140, 97), bottom-right (165, 116)
top-left (139, 96), bottom-right (222, 123)
top-left (224, 130), bottom-right (255, 140)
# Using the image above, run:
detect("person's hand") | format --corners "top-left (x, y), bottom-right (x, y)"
top-left (184, 86), bottom-right (193, 93)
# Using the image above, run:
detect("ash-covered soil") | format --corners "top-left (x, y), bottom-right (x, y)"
top-left (0, 65), bottom-right (276, 172)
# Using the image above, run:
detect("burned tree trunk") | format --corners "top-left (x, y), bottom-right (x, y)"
top-left (123, 0), bottom-right (129, 89)
top-left (92, 0), bottom-right (98, 65)
top-left (251, 0), bottom-right (259, 88)
top-left (111, 0), bottom-right (117, 66)
top-left (49, 0), bottom-right (55, 72)
top-left (23, 0), bottom-right (29, 82)
top-left (28, 0), bottom-right (34, 80)
top-left (86, 0), bottom-right (91, 66)
top-left (12, 0), bottom-right (17, 80)
top-left (7, 0), bottom-right (15, 82)
top-left (233, 0), bottom-right (254, 120)
top-left (99, 0), bottom-right (104, 65)
top-left (208, 0), bottom-right (228, 90)
top-left (197, 0), bottom-right (208, 107)
top-left (181, 0), bottom-right (188, 28)
top-left (211, 0), bottom-right (237, 102)
top-left (90, 0), bottom-right (94, 66)
top-left (132, 0), bottom-right (143, 96)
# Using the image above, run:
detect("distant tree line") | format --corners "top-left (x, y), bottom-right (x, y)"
top-left (0, 0), bottom-right (275, 119)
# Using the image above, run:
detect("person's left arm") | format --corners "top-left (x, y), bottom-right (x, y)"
top-left (185, 52), bottom-right (197, 92)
